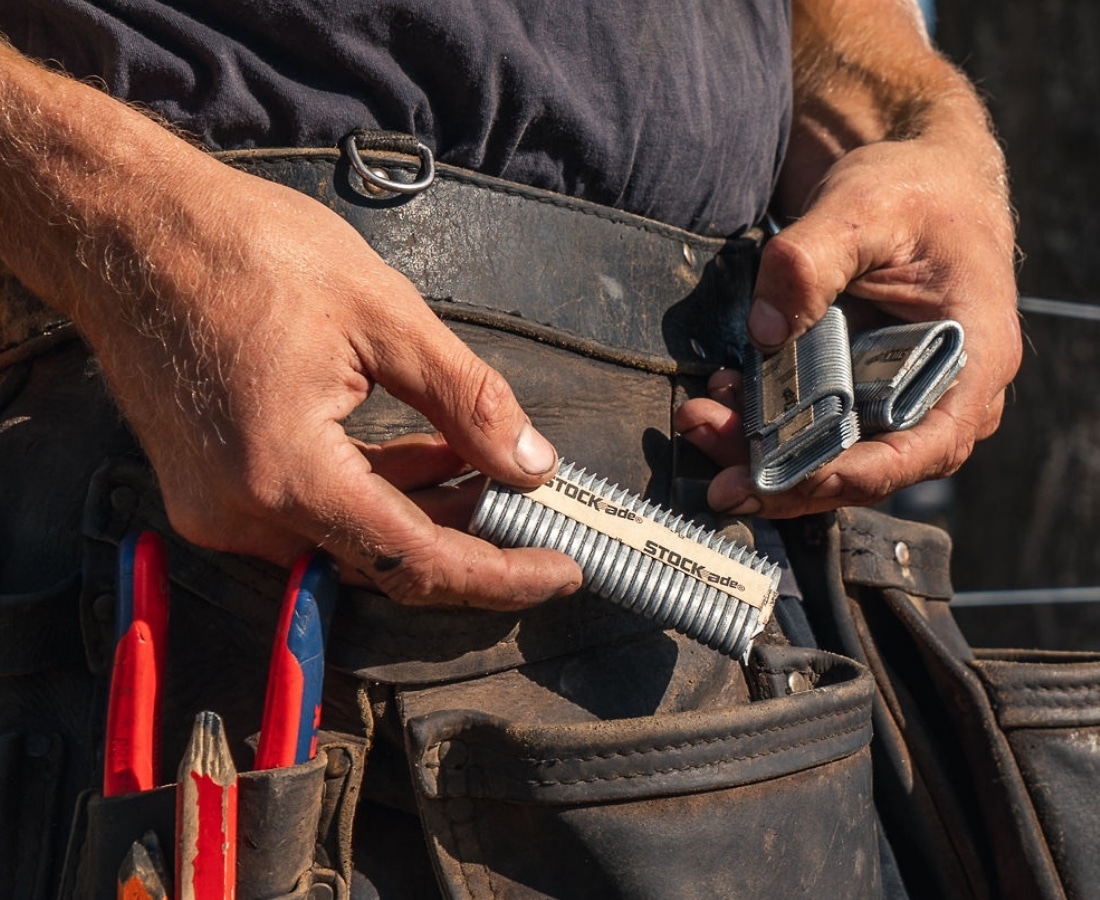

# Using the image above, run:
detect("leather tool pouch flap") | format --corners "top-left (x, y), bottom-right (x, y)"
top-left (398, 632), bottom-right (878, 899)
top-left (783, 507), bottom-right (1100, 900)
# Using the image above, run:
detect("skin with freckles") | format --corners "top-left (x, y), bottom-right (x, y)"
top-left (674, 0), bottom-right (1021, 519)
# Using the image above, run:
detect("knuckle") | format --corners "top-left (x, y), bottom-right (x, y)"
top-left (761, 231), bottom-right (820, 296)
top-left (467, 364), bottom-right (514, 435)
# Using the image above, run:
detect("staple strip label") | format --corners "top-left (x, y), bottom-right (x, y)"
top-left (761, 343), bottom-right (816, 441)
top-left (851, 345), bottom-right (911, 384)
top-left (523, 472), bottom-right (773, 609)
top-left (761, 342), bottom-right (801, 424)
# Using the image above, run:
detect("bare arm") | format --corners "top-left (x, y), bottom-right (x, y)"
top-left (0, 41), bottom-right (581, 607)
top-left (676, 0), bottom-right (1021, 516)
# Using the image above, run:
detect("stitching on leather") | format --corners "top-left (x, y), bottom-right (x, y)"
top-left (425, 716), bottom-right (868, 788)
top-left (996, 683), bottom-right (1100, 706)
top-left (841, 521), bottom-right (944, 573)
top-left (425, 704), bottom-right (864, 772)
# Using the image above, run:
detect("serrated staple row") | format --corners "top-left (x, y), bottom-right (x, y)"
top-left (470, 461), bottom-right (781, 661)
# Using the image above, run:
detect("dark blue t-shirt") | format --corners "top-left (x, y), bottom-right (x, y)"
top-left (3, 1), bottom-right (791, 235)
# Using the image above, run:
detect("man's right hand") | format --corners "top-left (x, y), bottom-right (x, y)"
top-left (0, 42), bottom-right (582, 610)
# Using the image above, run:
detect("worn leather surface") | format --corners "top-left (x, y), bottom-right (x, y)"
top-left (237, 751), bottom-right (330, 899)
top-left (225, 147), bottom-right (761, 374)
top-left (0, 148), bottom-right (761, 375)
top-left (972, 650), bottom-right (1100, 900)
top-left (785, 506), bottom-right (1100, 900)
top-left (400, 640), bottom-right (877, 899)
top-left (62, 738), bottom-right (357, 900)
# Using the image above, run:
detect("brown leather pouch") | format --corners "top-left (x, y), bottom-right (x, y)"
top-left (394, 632), bottom-right (878, 899)
top-left (783, 507), bottom-right (1100, 900)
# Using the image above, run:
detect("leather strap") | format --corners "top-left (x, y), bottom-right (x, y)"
top-left (0, 137), bottom-right (765, 371)
top-left (222, 143), bottom-right (762, 373)
top-left (0, 140), bottom-right (762, 374)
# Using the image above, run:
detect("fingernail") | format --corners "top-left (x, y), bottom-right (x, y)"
top-left (515, 422), bottom-right (557, 475)
top-left (553, 576), bottom-right (583, 598)
top-left (749, 299), bottom-right (790, 347)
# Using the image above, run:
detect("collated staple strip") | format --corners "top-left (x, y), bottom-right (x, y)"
top-left (850, 319), bottom-right (966, 433)
top-left (470, 462), bottom-right (781, 662)
top-left (743, 306), bottom-right (860, 494)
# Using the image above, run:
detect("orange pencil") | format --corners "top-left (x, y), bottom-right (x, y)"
top-left (117, 831), bottom-right (170, 900)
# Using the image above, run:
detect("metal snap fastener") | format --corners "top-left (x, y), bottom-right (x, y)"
top-left (786, 671), bottom-right (812, 694)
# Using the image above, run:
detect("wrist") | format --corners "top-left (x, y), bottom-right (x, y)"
top-left (776, 0), bottom-right (1009, 222)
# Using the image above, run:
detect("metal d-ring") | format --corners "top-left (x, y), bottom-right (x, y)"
top-left (341, 133), bottom-right (435, 195)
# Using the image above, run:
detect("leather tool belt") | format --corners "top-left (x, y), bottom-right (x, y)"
top-left (1, 131), bottom-right (764, 374)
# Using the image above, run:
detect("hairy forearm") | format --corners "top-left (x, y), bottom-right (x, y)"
top-left (777, 0), bottom-right (1010, 222)
top-left (0, 41), bottom-right (224, 348)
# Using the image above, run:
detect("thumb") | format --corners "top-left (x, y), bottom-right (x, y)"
top-left (749, 208), bottom-right (876, 351)
top-left (372, 296), bottom-right (558, 486)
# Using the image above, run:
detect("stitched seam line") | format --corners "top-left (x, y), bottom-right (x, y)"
top-left (427, 704), bottom-right (862, 770)
top-left (427, 718), bottom-right (868, 788)
top-left (997, 684), bottom-right (1100, 706)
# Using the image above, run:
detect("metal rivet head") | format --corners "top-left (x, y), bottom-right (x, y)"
top-left (786, 671), bottom-right (812, 694)
top-left (361, 167), bottom-right (395, 195)
top-left (324, 748), bottom-right (351, 779)
top-left (682, 243), bottom-right (697, 267)
top-left (894, 541), bottom-right (911, 567)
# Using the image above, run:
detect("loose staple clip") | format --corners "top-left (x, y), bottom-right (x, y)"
top-left (850, 319), bottom-right (966, 433)
top-left (743, 306), bottom-right (860, 494)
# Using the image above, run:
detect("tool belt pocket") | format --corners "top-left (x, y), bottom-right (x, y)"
top-left (397, 632), bottom-right (878, 899)
top-left (60, 732), bottom-right (364, 899)
top-left (785, 507), bottom-right (1100, 900)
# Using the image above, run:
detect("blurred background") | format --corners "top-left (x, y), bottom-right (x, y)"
top-left (891, 0), bottom-right (1100, 650)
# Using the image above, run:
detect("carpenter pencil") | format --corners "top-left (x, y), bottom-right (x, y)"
top-left (176, 711), bottom-right (238, 900)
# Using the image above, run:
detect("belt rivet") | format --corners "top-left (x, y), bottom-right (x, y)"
top-left (362, 167), bottom-right (394, 196)
top-left (682, 243), bottom-right (697, 267)
top-left (894, 541), bottom-right (911, 567)
top-left (786, 671), bottom-right (812, 694)
top-left (109, 485), bottom-right (138, 514)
